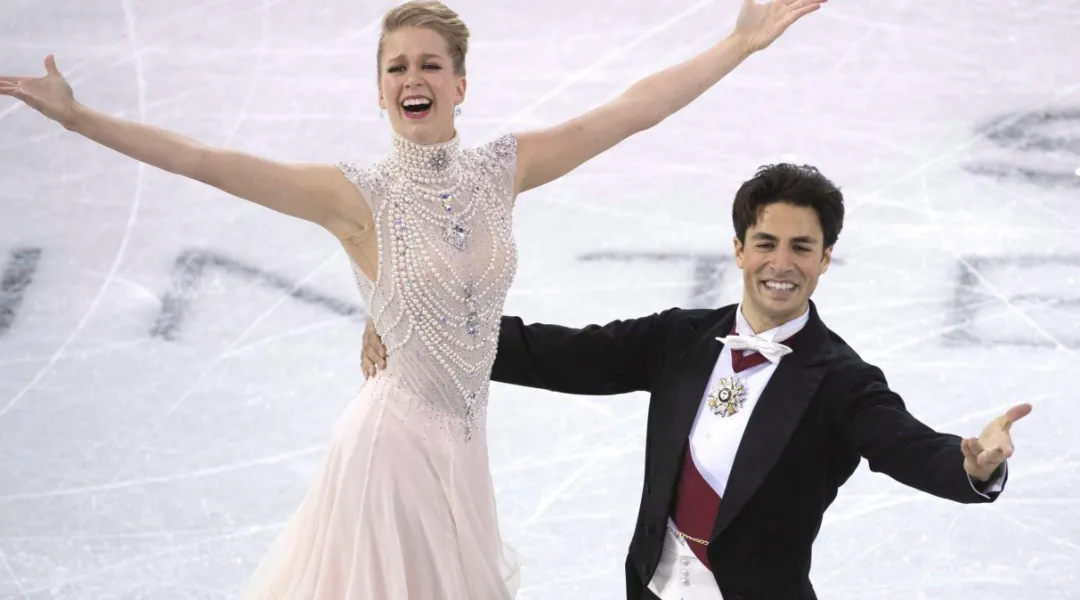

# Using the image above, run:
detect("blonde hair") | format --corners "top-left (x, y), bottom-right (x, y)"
top-left (377, 1), bottom-right (470, 76)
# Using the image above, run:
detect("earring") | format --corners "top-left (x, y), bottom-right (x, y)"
top-left (379, 109), bottom-right (385, 119)
top-left (455, 105), bottom-right (461, 116)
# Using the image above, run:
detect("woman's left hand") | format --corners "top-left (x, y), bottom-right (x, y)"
top-left (732, 0), bottom-right (827, 53)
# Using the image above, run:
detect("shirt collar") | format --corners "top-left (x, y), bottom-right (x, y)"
top-left (734, 303), bottom-right (810, 342)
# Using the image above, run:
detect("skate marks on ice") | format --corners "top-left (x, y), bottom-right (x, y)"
top-left (944, 106), bottom-right (1080, 349)
top-left (0, 247), bottom-right (363, 342)
top-left (150, 248), bottom-right (365, 341)
top-left (577, 251), bottom-right (734, 309)
top-left (963, 107), bottom-right (1080, 189)
top-left (946, 253), bottom-right (1080, 350)
top-left (0, 248), bottom-right (41, 338)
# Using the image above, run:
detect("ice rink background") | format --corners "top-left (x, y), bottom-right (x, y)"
top-left (1, 0), bottom-right (1079, 598)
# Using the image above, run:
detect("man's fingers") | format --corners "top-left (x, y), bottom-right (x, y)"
top-left (1002, 403), bottom-right (1032, 430)
top-left (992, 438), bottom-right (1014, 460)
top-left (368, 340), bottom-right (384, 360)
top-left (966, 437), bottom-right (984, 454)
top-left (368, 343), bottom-right (386, 369)
top-left (361, 341), bottom-right (386, 379)
top-left (980, 446), bottom-right (1006, 468)
top-left (362, 328), bottom-right (387, 361)
top-left (961, 437), bottom-right (981, 462)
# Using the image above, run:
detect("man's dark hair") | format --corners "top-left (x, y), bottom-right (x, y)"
top-left (732, 163), bottom-right (844, 249)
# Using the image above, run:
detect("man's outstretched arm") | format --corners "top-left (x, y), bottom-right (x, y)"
top-left (490, 311), bottom-right (678, 395)
top-left (832, 362), bottom-right (1028, 503)
top-left (360, 310), bottom-right (681, 395)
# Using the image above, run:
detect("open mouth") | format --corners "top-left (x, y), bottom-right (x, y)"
top-left (401, 95), bottom-right (433, 119)
top-left (761, 280), bottom-right (798, 297)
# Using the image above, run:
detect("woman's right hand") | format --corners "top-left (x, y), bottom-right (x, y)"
top-left (1, 53), bottom-right (375, 243)
top-left (0, 55), bottom-right (78, 127)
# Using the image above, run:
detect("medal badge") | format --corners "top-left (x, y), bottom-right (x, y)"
top-left (707, 375), bottom-right (747, 417)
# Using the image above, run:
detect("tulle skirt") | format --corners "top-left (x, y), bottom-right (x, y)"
top-left (243, 373), bottom-right (521, 599)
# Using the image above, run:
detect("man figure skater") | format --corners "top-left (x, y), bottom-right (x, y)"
top-left (360, 163), bottom-right (1029, 600)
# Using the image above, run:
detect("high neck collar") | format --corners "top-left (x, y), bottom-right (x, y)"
top-left (387, 131), bottom-right (462, 188)
top-left (390, 130), bottom-right (460, 156)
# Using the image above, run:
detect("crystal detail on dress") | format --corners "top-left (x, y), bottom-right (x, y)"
top-left (445, 219), bottom-right (470, 251)
top-left (463, 280), bottom-right (480, 337)
top-left (336, 131), bottom-right (518, 441)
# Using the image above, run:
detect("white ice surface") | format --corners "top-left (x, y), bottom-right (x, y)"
top-left (1, 0), bottom-right (1079, 598)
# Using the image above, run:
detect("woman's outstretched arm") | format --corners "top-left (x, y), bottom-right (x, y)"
top-left (512, 0), bottom-right (825, 194)
top-left (0, 55), bottom-right (369, 238)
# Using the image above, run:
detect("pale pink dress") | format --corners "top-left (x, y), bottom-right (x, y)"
top-left (243, 132), bottom-right (522, 599)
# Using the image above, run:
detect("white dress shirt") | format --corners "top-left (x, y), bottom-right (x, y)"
top-left (687, 305), bottom-right (810, 497)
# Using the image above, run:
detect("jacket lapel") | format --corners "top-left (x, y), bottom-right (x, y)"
top-left (655, 309), bottom-right (736, 496)
top-left (710, 302), bottom-right (832, 539)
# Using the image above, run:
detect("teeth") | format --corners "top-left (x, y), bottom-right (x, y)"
top-left (765, 281), bottom-right (795, 290)
top-left (402, 97), bottom-right (431, 107)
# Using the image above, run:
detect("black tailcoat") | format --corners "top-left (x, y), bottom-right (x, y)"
top-left (490, 301), bottom-right (1003, 600)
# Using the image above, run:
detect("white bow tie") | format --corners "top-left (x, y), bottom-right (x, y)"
top-left (716, 333), bottom-right (793, 363)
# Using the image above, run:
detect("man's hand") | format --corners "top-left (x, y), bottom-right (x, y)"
top-left (361, 318), bottom-right (387, 379)
top-left (962, 402), bottom-right (1032, 481)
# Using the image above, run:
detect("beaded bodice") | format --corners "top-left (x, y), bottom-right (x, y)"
top-left (337, 132), bottom-right (518, 440)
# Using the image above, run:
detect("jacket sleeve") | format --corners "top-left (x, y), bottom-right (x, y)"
top-left (831, 363), bottom-right (1005, 503)
top-left (490, 309), bottom-right (681, 395)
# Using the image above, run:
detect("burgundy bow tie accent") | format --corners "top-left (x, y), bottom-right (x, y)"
top-left (724, 326), bottom-right (800, 373)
